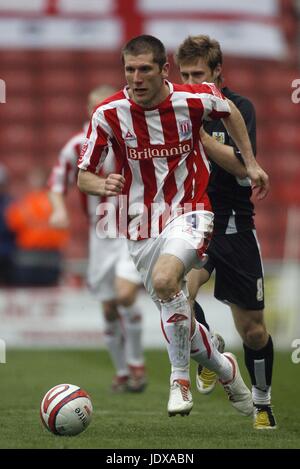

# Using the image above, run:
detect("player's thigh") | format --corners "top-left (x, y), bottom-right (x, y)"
top-left (212, 230), bottom-right (265, 311)
top-left (161, 210), bottom-right (213, 270)
top-left (160, 210), bottom-right (213, 298)
top-left (127, 210), bottom-right (213, 305)
top-left (152, 253), bottom-right (185, 282)
top-left (127, 237), bottom-right (162, 309)
top-left (127, 237), bottom-right (188, 307)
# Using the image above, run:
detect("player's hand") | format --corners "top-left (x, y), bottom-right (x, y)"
top-left (104, 173), bottom-right (125, 196)
top-left (49, 210), bottom-right (70, 229)
top-left (246, 164), bottom-right (270, 200)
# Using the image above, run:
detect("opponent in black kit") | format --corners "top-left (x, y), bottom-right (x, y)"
top-left (175, 35), bottom-right (276, 429)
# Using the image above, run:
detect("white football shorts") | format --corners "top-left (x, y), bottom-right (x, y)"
top-left (87, 227), bottom-right (141, 301)
top-left (115, 246), bottom-right (142, 285)
top-left (127, 210), bottom-right (214, 308)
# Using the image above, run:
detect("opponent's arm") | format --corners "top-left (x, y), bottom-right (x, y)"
top-left (222, 99), bottom-right (269, 199)
top-left (200, 127), bottom-right (247, 178)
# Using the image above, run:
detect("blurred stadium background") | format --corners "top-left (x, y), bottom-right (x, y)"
top-left (0, 0), bottom-right (300, 450)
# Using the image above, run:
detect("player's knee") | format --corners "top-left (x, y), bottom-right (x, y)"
top-left (244, 323), bottom-right (268, 349)
top-left (102, 301), bottom-right (119, 321)
top-left (152, 271), bottom-right (179, 300)
top-left (116, 278), bottom-right (139, 307)
top-left (117, 289), bottom-right (136, 307)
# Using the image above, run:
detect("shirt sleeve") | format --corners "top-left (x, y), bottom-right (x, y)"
top-left (229, 97), bottom-right (256, 156)
top-left (196, 82), bottom-right (231, 121)
top-left (77, 107), bottom-right (112, 174)
top-left (48, 135), bottom-right (82, 194)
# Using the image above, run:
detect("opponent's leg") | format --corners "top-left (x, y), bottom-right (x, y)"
top-left (191, 321), bottom-right (253, 416)
top-left (231, 304), bottom-right (276, 429)
top-left (188, 268), bottom-right (226, 394)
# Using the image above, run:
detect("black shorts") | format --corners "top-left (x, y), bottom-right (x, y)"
top-left (204, 230), bottom-right (265, 310)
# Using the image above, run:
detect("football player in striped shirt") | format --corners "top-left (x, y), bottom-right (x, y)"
top-left (78, 35), bottom-right (269, 417)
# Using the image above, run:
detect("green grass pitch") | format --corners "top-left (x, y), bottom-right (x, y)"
top-left (0, 349), bottom-right (299, 449)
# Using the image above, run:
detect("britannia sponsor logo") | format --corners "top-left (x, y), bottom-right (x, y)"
top-left (126, 140), bottom-right (192, 160)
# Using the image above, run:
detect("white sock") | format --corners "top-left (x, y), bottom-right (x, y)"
top-left (160, 291), bottom-right (191, 383)
top-left (119, 305), bottom-right (144, 367)
top-left (252, 385), bottom-right (271, 405)
top-left (190, 321), bottom-right (233, 382)
top-left (103, 318), bottom-right (128, 377)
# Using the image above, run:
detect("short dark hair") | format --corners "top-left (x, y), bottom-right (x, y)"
top-left (122, 35), bottom-right (167, 70)
top-left (175, 35), bottom-right (222, 72)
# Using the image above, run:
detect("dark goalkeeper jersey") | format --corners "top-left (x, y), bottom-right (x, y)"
top-left (204, 86), bottom-right (256, 235)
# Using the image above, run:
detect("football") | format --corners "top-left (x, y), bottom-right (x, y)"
top-left (40, 383), bottom-right (93, 436)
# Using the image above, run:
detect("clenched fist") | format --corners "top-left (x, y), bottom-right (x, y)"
top-left (103, 173), bottom-right (125, 196)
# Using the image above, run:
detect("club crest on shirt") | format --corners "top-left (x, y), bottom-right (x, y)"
top-left (178, 119), bottom-right (192, 139)
top-left (212, 131), bottom-right (225, 144)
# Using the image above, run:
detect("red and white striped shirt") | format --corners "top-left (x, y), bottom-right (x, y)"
top-left (78, 81), bottom-right (230, 239)
top-left (48, 124), bottom-right (117, 225)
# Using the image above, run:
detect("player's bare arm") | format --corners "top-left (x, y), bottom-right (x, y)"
top-left (222, 99), bottom-right (269, 199)
top-left (48, 191), bottom-right (70, 229)
top-left (200, 127), bottom-right (247, 178)
top-left (78, 169), bottom-right (125, 197)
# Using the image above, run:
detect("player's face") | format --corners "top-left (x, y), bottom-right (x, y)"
top-left (179, 57), bottom-right (219, 85)
top-left (124, 53), bottom-right (170, 108)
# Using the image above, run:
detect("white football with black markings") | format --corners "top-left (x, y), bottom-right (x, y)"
top-left (40, 384), bottom-right (93, 436)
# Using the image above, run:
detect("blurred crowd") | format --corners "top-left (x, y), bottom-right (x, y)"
top-left (0, 163), bottom-right (68, 287)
